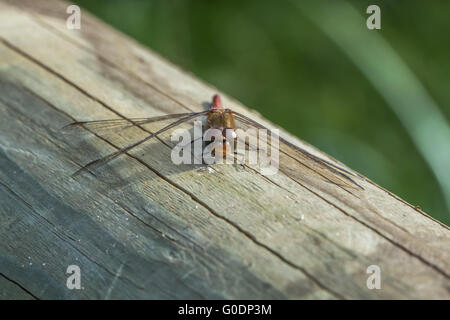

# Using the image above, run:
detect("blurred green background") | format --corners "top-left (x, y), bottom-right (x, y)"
top-left (73, 0), bottom-right (450, 225)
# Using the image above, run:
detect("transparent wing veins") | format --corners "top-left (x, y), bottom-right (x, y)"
top-left (231, 110), bottom-right (364, 190)
top-left (71, 110), bottom-right (209, 177)
top-left (62, 112), bottom-right (195, 134)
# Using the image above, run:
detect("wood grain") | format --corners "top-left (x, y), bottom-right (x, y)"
top-left (0, 0), bottom-right (449, 299)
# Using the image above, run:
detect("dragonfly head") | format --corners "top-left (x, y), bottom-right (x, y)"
top-left (210, 94), bottom-right (223, 110)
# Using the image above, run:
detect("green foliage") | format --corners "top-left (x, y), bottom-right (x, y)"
top-left (74, 0), bottom-right (450, 224)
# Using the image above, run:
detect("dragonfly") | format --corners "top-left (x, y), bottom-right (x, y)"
top-left (63, 94), bottom-right (363, 190)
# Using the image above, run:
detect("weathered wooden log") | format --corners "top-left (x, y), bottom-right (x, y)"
top-left (0, 0), bottom-right (449, 299)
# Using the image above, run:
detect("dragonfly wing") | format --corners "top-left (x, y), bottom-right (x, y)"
top-left (231, 111), bottom-right (364, 190)
top-left (70, 110), bottom-right (210, 176)
top-left (61, 112), bottom-right (194, 135)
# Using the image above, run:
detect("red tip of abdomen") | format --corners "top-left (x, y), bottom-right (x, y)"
top-left (211, 94), bottom-right (222, 109)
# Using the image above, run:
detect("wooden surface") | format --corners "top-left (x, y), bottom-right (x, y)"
top-left (0, 0), bottom-right (449, 299)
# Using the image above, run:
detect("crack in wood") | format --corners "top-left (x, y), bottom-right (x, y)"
top-left (0, 273), bottom-right (39, 300)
